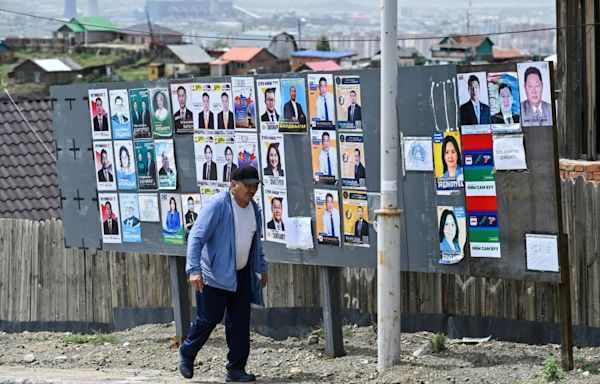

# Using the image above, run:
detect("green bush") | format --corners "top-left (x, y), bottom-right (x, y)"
top-left (543, 356), bottom-right (565, 381)
top-left (430, 332), bottom-right (447, 352)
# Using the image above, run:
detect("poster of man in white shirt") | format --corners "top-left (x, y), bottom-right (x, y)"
top-left (308, 73), bottom-right (336, 128)
top-left (315, 189), bottom-right (341, 246)
top-left (311, 129), bottom-right (338, 185)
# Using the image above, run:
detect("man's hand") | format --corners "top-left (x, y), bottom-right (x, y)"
top-left (189, 273), bottom-right (204, 292)
top-left (261, 273), bottom-right (268, 288)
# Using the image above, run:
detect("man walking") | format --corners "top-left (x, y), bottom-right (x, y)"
top-left (179, 166), bottom-right (268, 382)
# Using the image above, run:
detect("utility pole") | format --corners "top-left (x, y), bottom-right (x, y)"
top-left (377, 0), bottom-right (402, 372)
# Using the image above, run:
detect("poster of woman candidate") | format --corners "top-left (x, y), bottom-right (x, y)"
top-left (155, 139), bottom-right (177, 190)
top-left (457, 71), bottom-right (490, 134)
top-left (119, 193), bottom-right (141, 243)
top-left (335, 75), bottom-right (362, 130)
top-left (517, 61), bottom-right (553, 127)
top-left (170, 83), bottom-right (194, 134)
top-left (264, 187), bottom-right (288, 244)
top-left (214, 134), bottom-right (236, 183)
top-left (138, 193), bottom-right (160, 222)
top-left (311, 129), bottom-right (338, 185)
top-left (129, 89), bottom-right (152, 139)
top-left (235, 133), bottom-right (259, 171)
top-left (194, 133), bottom-right (216, 185)
top-left (113, 140), bottom-right (136, 190)
top-left (256, 79), bottom-right (281, 132)
top-left (487, 72), bottom-right (521, 133)
top-left (160, 193), bottom-right (184, 245)
top-left (308, 73), bottom-right (336, 129)
top-left (109, 89), bottom-right (132, 139)
top-left (89, 88), bottom-right (111, 140)
top-left (341, 190), bottom-right (369, 248)
top-left (231, 77), bottom-right (257, 131)
top-left (314, 189), bottom-right (341, 246)
top-left (133, 140), bottom-right (157, 190)
top-left (433, 131), bottom-right (464, 195)
top-left (99, 193), bottom-right (121, 244)
top-left (280, 78), bottom-right (308, 133)
top-left (260, 133), bottom-right (286, 188)
top-left (150, 88), bottom-right (173, 138)
top-left (339, 133), bottom-right (366, 189)
top-left (437, 205), bottom-right (466, 265)
top-left (94, 141), bottom-right (117, 191)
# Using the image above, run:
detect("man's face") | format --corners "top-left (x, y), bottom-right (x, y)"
top-left (265, 91), bottom-right (275, 112)
top-left (289, 87), bottom-right (296, 101)
top-left (187, 200), bottom-right (194, 212)
top-left (147, 151), bottom-right (152, 161)
top-left (162, 154), bottom-right (169, 169)
top-left (105, 203), bottom-right (112, 218)
top-left (142, 100), bottom-right (147, 111)
top-left (221, 95), bottom-right (229, 112)
top-left (101, 152), bottom-right (109, 169)
top-left (231, 181), bottom-right (258, 206)
top-left (115, 98), bottom-right (124, 114)
top-left (177, 89), bottom-right (186, 109)
top-left (525, 73), bottom-right (542, 107)
top-left (350, 92), bottom-right (356, 105)
top-left (127, 206), bottom-right (134, 218)
top-left (499, 87), bottom-right (513, 113)
top-left (354, 150), bottom-right (360, 164)
top-left (325, 196), bottom-right (334, 212)
top-left (202, 95), bottom-right (210, 111)
top-left (468, 80), bottom-right (480, 102)
top-left (319, 80), bottom-right (327, 97)
top-left (133, 100), bottom-right (138, 111)
top-left (96, 99), bottom-right (104, 115)
top-left (204, 147), bottom-right (212, 161)
top-left (225, 149), bottom-right (233, 164)
top-left (272, 199), bottom-right (282, 221)
top-left (357, 207), bottom-right (364, 220)
top-left (322, 135), bottom-right (330, 151)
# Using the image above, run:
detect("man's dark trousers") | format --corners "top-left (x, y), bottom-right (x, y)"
top-left (180, 264), bottom-right (251, 371)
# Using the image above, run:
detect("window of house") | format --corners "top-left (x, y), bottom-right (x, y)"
top-left (33, 72), bottom-right (41, 83)
top-left (17, 71), bottom-right (25, 82)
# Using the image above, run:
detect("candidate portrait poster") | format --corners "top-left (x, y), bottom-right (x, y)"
top-left (260, 133), bottom-right (286, 188)
top-left (213, 134), bottom-right (236, 183)
top-left (311, 129), bottom-right (338, 186)
top-left (487, 72), bottom-right (521, 133)
top-left (109, 89), bottom-right (132, 139)
top-left (181, 193), bottom-right (201, 241)
top-left (150, 88), bottom-right (173, 138)
top-left (119, 193), bottom-right (141, 243)
top-left (134, 140), bottom-right (157, 190)
top-left (437, 205), bottom-right (467, 265)
top-left (308, 73), bottom-right (336, 129)
top-left (89, 88), bottom-right (111, 140)
top-left (433, 131), bottom-right (464, 195)
top-left (155, 139), bottom-right (177, 190)
top-left (138, 193), bottom-right (160, 222)
top-left (335, 75), bottom-right (362, 130)
top-left (256, 78), bottom-right (281, 132)
top-left (517, 61), bottom-right (553, 127)
top-left (94, 141), bottom-right (116, 191)
top-left (160, 193), bottom-right (184, 245)
top-left (170, 83), bottom-right (194, 134)
top-left (113, 140), bottom-right (136, 191)
top-left (339, 133), bottom-right (366, 189)
top-left (457, 71), bottom-right (490, 134)
top-left (342, 190), bottom-right (369, 247)
top-left (280, 78), bottom-right (308, 133)
top-left (231, 77), bottom-right (257, 130)
top-left (194, 134), bottom-right (217, 185)
top-left (264, 187), bottom-right (288, 244)
top-left (129, 88), bottom-right (152, 139)
top-left (99, 193), bottom-right (121, 244)
top-left (314, 189), bottom-right (341, 246)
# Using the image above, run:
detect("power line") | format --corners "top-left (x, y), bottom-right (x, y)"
top-left (0, 7), bottom-right (592, 44)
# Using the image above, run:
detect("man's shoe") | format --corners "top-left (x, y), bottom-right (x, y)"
top-left (179, 347), bottom-right (194, 379)
top-left (225, 369), bottom-right (256, 382)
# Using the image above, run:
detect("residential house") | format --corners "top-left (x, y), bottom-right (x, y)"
top-left (0, 41), bottom-right (15, 64)
top-left (290, 50), bottom-right (357, 72)
top-left (210, 47), bottom-right (281, 76)
top-left (54, 17), bottom-right (120, 46)
top-left (430, 35), bottom-right (494, 64)
top-left (10, 58), bottom-right (82, 85)
top-left (294, 60), bottom-right (342, 72)
top-left (159, 44), bottom-right (212, 77)
top-left (120, 23), bottom-right (183, 47)
top-left (236, 30), bottom-right (297, 60)
top-left (369, 46), bottom-right (426, 67)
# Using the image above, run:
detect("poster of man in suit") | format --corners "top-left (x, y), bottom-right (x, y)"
top-left (457, 72), bottom-right (490, 134)
top-left (129, 88), bottom-right (152, 139)
top-left (487, 71), bottom-right (521, 133)
top-left (119, 193), bottom-right (141, 243)
top-left (89, 88), bottom-right (111, 140)
top-left (171, 83), bottom-right (194, 134)
top-left (99, 193), bottom-right (121, 244)
top-left (264, 188), bottom-right (288, 244)
top-left (335, 75), bottom-right (362, 130)
top-left (280, 78), bottom-right (308, 133)
top-left (192, 83), bottom-right (215, 130)
top-left (94, 141), bottom-right (116, 191)
top-left (339, 133), bottom-right (366, 189)
top-left (308, 73), bottom-right (336, 129)
top-left (109, 89), bottom-right (132, 139)
top-left (181, 193), bottom-right (201, 241)
top-left (517, 61), bottom-right (554, 127)
top-left (342, 190), bottom-right (369, 247)
top-left (257, 78), bottom-right (281, 132)
top-left (314, 189), bottom-right (340, 246)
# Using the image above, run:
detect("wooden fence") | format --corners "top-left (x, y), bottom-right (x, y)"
top-left (0, 178), bottom-right (598, 329)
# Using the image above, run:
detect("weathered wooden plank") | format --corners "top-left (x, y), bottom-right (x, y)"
top-left (589, 183), bottom-right (600, 327)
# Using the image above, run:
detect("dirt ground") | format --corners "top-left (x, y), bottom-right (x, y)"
top-left (0, 323), bottom-right (598, 383)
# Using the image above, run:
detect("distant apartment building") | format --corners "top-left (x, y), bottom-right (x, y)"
top-left (430, 35), bottom-right (494, 64)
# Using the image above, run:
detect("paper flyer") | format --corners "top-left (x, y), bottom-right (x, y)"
top-left (487, 72), bottom-right (521, 133)
top-left (311, 129), bottom-right (338, 185)
top-left (264, 187), bottom-right (288, 244)
top-left (314, 189), bottom-right (341, 246)
top-left (94, 141), bottom-right (116, 191)
top-left (214, 134), bottom-right (236, 182)
top-left (339, 133), bottom-right (366, 189)
top-left (181, 193), bottom-right (201, 241)
top-left (134, 140), bottom-right (157, 190)
top-left (231, 77), bottom-right (257, 130)
top-left (437, 205), bottom-right (467, 264)
top-left (99, 193), bottom-right (121, 243)
top-left (119, 193), bottom-right (141, 243)
top-left (260, 133), bottom-right (286, 188)
top-left (129, 88), bottom-right (152, 139)
top-left (235, 133), bottom-right (260, 171)
top-left (194, 134), bottom-right (217, 184)
top-left (160, 193), bottom-right (184, 245)
top-left (170, 83), bottom-right (194, 134)
top-left (113, 140), bottom-right (137, 190)
top-left (89, 88), bottom-right (111, 140)
top-left (155, 139), bottom-right (177, 190)
top-left (493, 134), bottom-right (528, 170)
top-left (526, 234), bottom-right (559, 272)
top-left (150, 88), bottom-right (173, 138)
top-left (108, 89), bottom-right (132, 139)
top-left (457, 72), bottom-right (491, 134)
top-left (517, 61), bottom-right (554, 127)
top-left (280, 77), bottom-right (308, 133)
top-left (341, 190), bottom-right (369, 247)
top-left (335, 75), bottom-right (362, 130)
top-left (433, 131), bottom-right (464, 195)
top-left (308, 73), bottom-right (336, 129)
top-left (402, 136), bottom-right (434, 171)
top-left (257, 78), bottom-right (281, 131)
top-left (138, 193), bottom-right (160, 222)
top-left (285, 217), bottom-right (314, 250)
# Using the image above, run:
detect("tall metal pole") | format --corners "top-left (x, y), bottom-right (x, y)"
top-left (377, 0), bottom-right (402, 372)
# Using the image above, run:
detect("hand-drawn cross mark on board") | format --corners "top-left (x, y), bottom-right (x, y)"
top-left (92, 189), bottom-right (98, 210)
top-left (54, 139), bottom-right (62, 156)
top-left (78, 237), bottom-right (89, 251)
top-left (83, 96), bottom-right (89, 109)
top-left (64, 97), bottom-right (76, 110)
top-left (63, 238), bottom-right (70, 249)
top-left (69, 138), bottom-right (80, 160)
top-left (59, 188), bottom-right (66, 209)
top-left (50, 97), bottom-right (57, 111)
top-left (73, 189), bottom-right (84, 210)
top-left (87, 138), bottom-right (93, 153)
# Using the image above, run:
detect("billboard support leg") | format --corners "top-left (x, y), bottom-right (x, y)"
top-left (320, 266), bottom-right (346, 357)
top-left (559, 233), bottom-right (573, 370)
top-left (170, 255), bottom-right (191, 341)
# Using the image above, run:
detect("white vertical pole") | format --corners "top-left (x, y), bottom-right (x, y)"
top-left (377, 0), bottom-right (402, 372)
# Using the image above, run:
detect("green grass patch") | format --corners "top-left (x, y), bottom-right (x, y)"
top-left (430, 332), bottom-right (447, 352)
top-left (543, 355), bottom-right (565, 381)
top-left (64, 331), bottom-right (117, 345)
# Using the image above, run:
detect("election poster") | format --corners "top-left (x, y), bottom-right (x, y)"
top-left (517, 61), bottom-right (554, 127)
top-left (138, 193), bottom-right (160, 222)
top-left (433, 131), bottom-right (464, 195)
top-left (335, 75), bottom-right (362, 130)
top-left (339, 133), bottom-right (366, 189)
top-left (314, 189), bottom-right (341, 246)
top-left (89, 88), bottom-right (111, 140)
top-left (437, 205), bottom-right (467, 265)
top-left (280, 78), bottom-right (308, 133)
top-left (94, 141), bottom-right (116, 191)
top-left (129, 88), bottom-right (152, 139)
top-left (194, 134), bottom-right (217, 184)
top-left (457, 72), bottom-right (490, 134)
top-left (170, 83), bottom-right (194, 134)
top-left (150, 88), bottom-right (173, 138)
top-left (181, 193), bottom-right (201, 241)
top-left (160, 193), bottom-right (184, 245)
top-left (113, 140), bottom-right (137, 191)
top-left (264, 187), bottom-right (288, 244)
top-left (487, 71), bottom-right (521, 133)
top-left (155, 139), bottom-right (177, 190)
top-left (231, 77), bottom-right (257, 130)
top-left (133, 140), bottom-right (157, 190)
top-left (99, 193), bottom-right (121, 244)
top-left (402, 136), bottom-right (434, 172)
top-left (108, 89), bottom-right (132, 139)
top-left (119, 193), bottom-right (141, 243)
top-left (260, 133), bottom-right (286, 188)
top-left (256, 78), bottom-right (281, 131)
top-left (311, 129), bottom-right (338, 186)
top-left (308, 73), bottom-right (335, 129)
top-left (341, 190), bottom-right (369, 247)
top-left (236, 133), bottom-right (260, 171)
top-left (214, 134), bottom-right (236, 182)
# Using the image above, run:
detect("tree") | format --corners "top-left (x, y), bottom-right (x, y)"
top-left (316, 35), bottom-right (331, 51)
